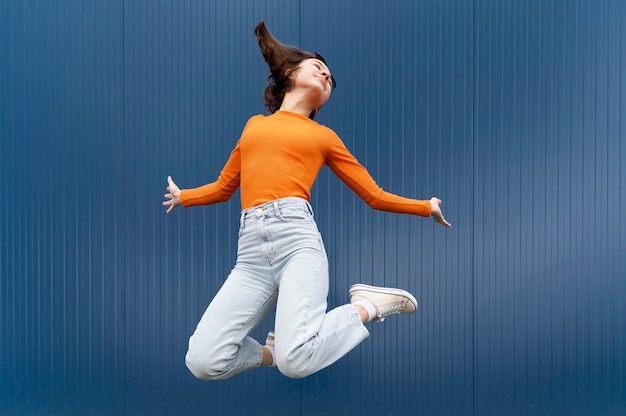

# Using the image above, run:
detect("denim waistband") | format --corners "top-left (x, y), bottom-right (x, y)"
top-left (240, 197), bottom-right (314, 224)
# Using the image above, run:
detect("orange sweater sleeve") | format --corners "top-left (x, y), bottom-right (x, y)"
top-left (179, 140), bottom-right (241, 207)
top-left (325, 130), bottom-right (432, 217)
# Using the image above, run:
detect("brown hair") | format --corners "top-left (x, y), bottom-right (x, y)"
top-left (254, 21), bottom-right (316, 116)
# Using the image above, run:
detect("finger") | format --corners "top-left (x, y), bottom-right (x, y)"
top-left (432, 212), bottom-right (451, 227)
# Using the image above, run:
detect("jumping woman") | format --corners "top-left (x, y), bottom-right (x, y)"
top-left (163, 21), bottom-right (451, 380)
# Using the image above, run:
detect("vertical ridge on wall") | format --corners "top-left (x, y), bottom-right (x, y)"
top-left (471, 0), bottom-right (477, 414)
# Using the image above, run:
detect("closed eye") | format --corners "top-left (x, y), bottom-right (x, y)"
top-left (313, 63), bottom-right (331, 83)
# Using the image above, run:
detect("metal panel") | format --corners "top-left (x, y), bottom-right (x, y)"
top-left (473, 0), bottom-right (626, 415)
top-left (0, 0), bottom-right (125, 415)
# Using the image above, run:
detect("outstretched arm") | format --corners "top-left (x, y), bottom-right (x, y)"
top-left (163, 138), bottom-right (242, 214)
top-left (326, 132), bottom-right (451, 227)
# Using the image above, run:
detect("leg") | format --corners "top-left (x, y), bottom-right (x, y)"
top-left (272, 278), bottom-right (419, 378)
top-left (354, 304), bottom-right (370, 323)
top-left (263, 199), bottom-right (418, 378)
top-left (272, 242), bottom-right (369, 379)
top-left (185, 264), bottom-right (277, 380)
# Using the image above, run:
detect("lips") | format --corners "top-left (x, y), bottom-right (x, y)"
top-left (315, 76), bottom-right (328, 86)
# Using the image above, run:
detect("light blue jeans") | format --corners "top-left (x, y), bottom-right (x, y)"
top-left (185, 197), bottom-right (370, 379)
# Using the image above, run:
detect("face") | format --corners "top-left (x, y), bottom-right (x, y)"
top-left (291, 58), bottom-right (334, 106)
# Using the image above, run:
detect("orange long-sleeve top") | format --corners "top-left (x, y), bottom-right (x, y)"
top-left (180, 111), bottom-right (432, 217)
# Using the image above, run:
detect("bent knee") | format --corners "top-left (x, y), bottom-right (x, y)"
top-left (277, 364), bottom-right (308, 379)
top-left (276, 356), bottom-right (312, 379)
top-left (185, 349), bottom-right (232, 381)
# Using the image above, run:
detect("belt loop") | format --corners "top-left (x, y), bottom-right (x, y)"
top-left (240, 211), bottom-right (246, 231)
top-left (305, 200), bottom-right (314, 216)
top-left (273, 200), bottom-right (282, 219)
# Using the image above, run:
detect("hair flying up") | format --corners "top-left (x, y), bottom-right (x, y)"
top-left (254, 21), bottom-right (316, 115)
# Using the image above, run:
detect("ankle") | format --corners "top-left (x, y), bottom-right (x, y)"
top-left (353, 301), bottom-right (377, 323)
top-left (261, 345), bottom-right (276, 367)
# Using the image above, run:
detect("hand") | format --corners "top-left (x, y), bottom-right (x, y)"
top-left (163, 176), bottom-right (182, 214)
top-left (430, 197), bottom-right (451, 228)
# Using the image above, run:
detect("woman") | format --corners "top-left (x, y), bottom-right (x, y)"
top-left (163, 21), bottom-right (451, 380)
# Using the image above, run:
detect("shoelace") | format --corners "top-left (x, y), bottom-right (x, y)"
top-left (377, 303), bottom-right (403, 319)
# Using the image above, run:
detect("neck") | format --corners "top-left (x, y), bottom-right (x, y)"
top-left (279, 91), bottom-right (317, 117)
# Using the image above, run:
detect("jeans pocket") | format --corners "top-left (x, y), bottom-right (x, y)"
top-left (278, 205), bottom-right (313, 224)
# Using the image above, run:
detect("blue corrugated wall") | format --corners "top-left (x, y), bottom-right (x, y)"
top-left (1, 1), bottom-right (624, 415)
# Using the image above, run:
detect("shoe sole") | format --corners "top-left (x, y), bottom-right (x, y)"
top-left (349, 284), bottom-right (418, 312)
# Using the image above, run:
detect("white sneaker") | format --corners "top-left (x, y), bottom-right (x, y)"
top-left (349, 284), bottom-right (418, 322)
